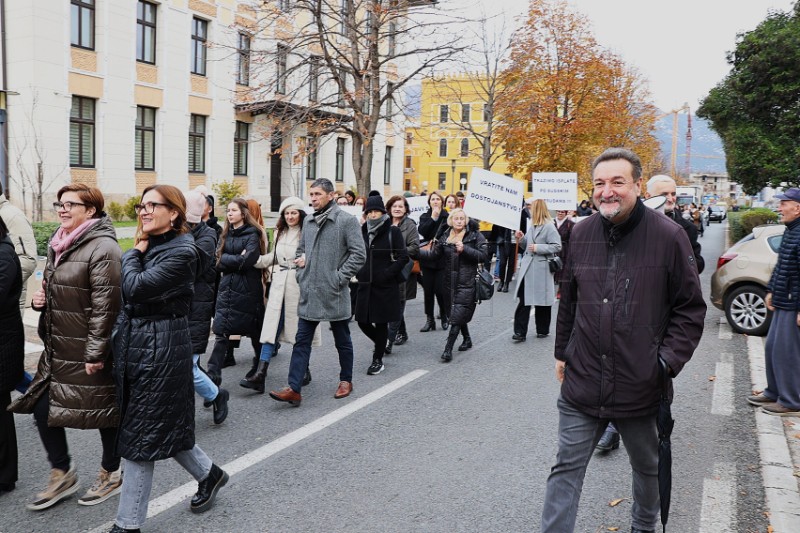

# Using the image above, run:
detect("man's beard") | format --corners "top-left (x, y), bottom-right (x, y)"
top-left (598, 196), bottom-right (622, 220)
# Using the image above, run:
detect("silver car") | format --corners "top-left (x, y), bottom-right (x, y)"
top-left (710, 224), bottom-right (785, 336)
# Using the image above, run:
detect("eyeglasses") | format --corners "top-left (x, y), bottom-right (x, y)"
top-left (134, 202), bottom-right (169, 215)
top-left (53, 201), bottom-right (86, 212)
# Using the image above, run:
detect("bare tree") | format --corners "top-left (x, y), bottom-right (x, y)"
top-left (228, 0), bottom-right (471, 195)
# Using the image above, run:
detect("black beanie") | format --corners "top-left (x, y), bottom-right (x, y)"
top-left (364, 194), bottom-right (386, 214)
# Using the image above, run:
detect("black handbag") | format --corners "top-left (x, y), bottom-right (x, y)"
top-left (548, 254), bottom-right (563, 273)
top-left (475, 264), bottom-right (495, 303)
top-left (389, 229), bottom-right (413, 281)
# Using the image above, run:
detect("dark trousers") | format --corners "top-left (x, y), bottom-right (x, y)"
top-left (497, 242), bottom-right (516, 285)
top-left (514, 280), bottom-right (553, 336)
top-left (208, 333), bottom-right (261, 376)
top-left (0, 391), bottom-right (17, 487)
top-left (33, 390), bottom-right (120, 473)
top-left (358, 322), bottom-right (389, 359)
top-left (288, 318), bottom-right (354, 393)
top-left (421, 267), bottom-right (446, 318)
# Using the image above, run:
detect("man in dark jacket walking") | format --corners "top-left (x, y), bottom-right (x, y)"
top-left (541, 148), bottom-right (706, 533)
top-left (747, 188), bottom-right (800, 416)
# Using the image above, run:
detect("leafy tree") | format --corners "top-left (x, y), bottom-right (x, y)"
top-left (697, 4), bottom-right (800, 194)
top-left (496, 0), bottom-right (660, 196)
top-left (124, 196), bottom-right (140, 220)
top-left (213, 180), bottom-right (245, 207)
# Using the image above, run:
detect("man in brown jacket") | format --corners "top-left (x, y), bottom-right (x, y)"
top-left (541, 148), bottom-right (706, 533)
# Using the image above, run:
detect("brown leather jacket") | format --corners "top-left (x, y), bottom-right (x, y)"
top-left (11, 217), bottom-right (122, 429)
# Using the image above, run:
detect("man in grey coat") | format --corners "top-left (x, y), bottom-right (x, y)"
top-left (269, 178), bottom-right (366, 405)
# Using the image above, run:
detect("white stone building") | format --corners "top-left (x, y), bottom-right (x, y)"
top-left (1, 0), bottom-right (407, 216)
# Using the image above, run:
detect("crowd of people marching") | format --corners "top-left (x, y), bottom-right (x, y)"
top-left (0, 176), bottom-right (577, 532)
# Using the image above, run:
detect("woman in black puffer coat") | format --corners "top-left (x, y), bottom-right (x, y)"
top-left (206, 198), bottom-right (266, 385)
top-left (111, 185), bottom-right (228, 531)
top-left (417, 192), bottom-right (449, 332)
top-left (421, 208), bottom-right (488, 362)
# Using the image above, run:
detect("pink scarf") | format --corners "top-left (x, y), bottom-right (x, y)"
top-left (50, 218), bottom-right (101, 266)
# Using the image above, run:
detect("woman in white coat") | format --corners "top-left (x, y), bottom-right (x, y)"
top-left (512, 199), bottom-right (562, 341)
top-left (240, 197), bottom-right (319, 393)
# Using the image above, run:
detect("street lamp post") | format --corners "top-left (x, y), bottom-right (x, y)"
top-left (450, 158), bottom-right (456, 194)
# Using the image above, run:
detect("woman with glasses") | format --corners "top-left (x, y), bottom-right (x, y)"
top-left (206, 198), bottom-right (266, 386)
top-left (10, 185), bottom-right (123, 510)
top-left (109, 185), bottom-right (227, 533)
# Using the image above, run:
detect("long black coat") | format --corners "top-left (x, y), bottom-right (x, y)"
top-left (355, 218), bottom-right (408, 324)
top-left (112, 232), bottom-right (197, 462)
top-left (418, 209), bottom-right (448, 270)
top-left (213, 224), bottom-right (264, 336)
top-left (188, 222), bottom-right (218, 354)
top-left (425, 228), bottom-right (488, 326)
top-left (0, 237), bottom-right (23, 394)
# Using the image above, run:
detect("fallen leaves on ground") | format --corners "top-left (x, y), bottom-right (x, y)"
top-left (709, 375), bottom-right (716, 381)
top-left (609, 498), bottom-right (626, 507)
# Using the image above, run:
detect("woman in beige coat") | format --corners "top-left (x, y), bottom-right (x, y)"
top-left (240, 197), bottom-right (319, 393)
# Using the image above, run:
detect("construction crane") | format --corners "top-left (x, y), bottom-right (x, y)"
top-left (657, 103), bottom-right (691, 178)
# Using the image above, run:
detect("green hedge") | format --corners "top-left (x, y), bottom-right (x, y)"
top-left (728, 208), bottom-right (779, 243)
top-left (32, 222), bottom-right (60, 256)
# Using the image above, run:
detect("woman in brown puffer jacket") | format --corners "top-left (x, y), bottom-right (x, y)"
top-left (11, 184), bottom-right (122, 511)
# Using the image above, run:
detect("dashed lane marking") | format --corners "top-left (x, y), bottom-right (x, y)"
top-left (711, 353), bottom-right (734, 416)
top-left (718, 317), bottom-right (732, 340)
top-left (699, 462), bottom-right (736, 532)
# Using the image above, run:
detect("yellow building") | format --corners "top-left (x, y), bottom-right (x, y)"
top-left (405, 75), bottom-right (527, 196)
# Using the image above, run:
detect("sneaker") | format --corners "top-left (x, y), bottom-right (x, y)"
top-left (78, 467), bottom-right (122, 506)
top-left (27, 466), bottom-right (79, 510)
top-left (367, 360), bottom-right (385, 375)
top-left (747, 393), bottom-right (773, 406)
top-left (762, 403), bottom-right (800, 417)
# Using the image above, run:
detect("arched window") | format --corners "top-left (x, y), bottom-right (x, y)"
top-left (439, 138), bottom-right (448, 158)
top-left (460, 138), bottom-right (469, 157)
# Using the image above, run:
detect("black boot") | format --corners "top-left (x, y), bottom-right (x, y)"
top-left (420, 315), bottom-right (436, 332)
top-left (222, 344), bottom-right (236, 368)
top-left (441, 315), bottom-right (449, 331)
top-left (190, 464), bottom-right (229, 514)
top-left (441, 330), bottom-right (458, 362)
top-left (385, 340), bottom-right (393, 355)
top-left (212, 388), bottom-right (229, 424)
top-left (458, 335), bottom-right (472, 351)
top-left (239, 360), bottom-right (268, 393)
top-left (395, 321), bottom-right (408, 345)
top-left (302, 367), bottom-right (312, 386)
top-left (244, 354), bottom-right (259, 379)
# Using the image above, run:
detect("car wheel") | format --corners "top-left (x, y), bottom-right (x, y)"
top-left (724, 285), bottom-right (772, 336)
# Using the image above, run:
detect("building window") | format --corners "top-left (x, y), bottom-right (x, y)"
top-left (276, 45), bottom-right (288, 95)
top-left (71, 0), bottom-right (94, 50)
top-left (306, 136), bottom-right (317, 181)
top-left (191, 18), bottom-right (208, 76)
top-left (234, 121), bottom-right (249, 175)
top-left (385, 82), bottom-right (394, 119)
top-left (406, 132), bottom-right (412, 144)
top-left (308, 56), bottom-right (320, 101)
top-left (461, 104), bottom-right (471, 123)
top-left (438, 138), bottom-right (447, 158)
top-left (365, 10), bottom-right (372, 35)
top-left (135, 106), bottom-right (156, 171)
top-left (459, 172), bottom-right (468, 191)
top-left (70, 96), bottom-right (95, 167)
top-left (337, 66), bottom-right (347, 107)
top-left (188, 114), bottom-right (206, 173)
top-left (383, 146), bottom-right (392, 185)
top-left (483, 103), bottom-right (490, 122)
top-left (388, 21), bottom-right (397, 56)
top-left (279, 0), bottom-right (291, 11)
top-left (237, 33), bottom-right (250, 85)
top-left (438, 172), bottom-right (446, 190)
top-left (339, 0), bottom-right (350, 34)
top-left (362, 76), bottom-right (371, 115)
top-left (335, 138), bottom-right (345, 182)
top-left (404, 155), bottom-right (412, 169)
top-left (439, 104), bottom-right (449, 123)
top-left (136, 1), bottom-right (157, 64)
top-left (460, 138), bottom-right (469, 157)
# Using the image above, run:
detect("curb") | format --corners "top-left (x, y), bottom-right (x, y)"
top-left (747, 335), bottom-right (800, 532)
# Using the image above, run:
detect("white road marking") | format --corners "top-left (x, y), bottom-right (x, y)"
top-left (699, 462), bottom-right (736, 533)
top-left (718, 317), bottom-right (732, 340)
top-left (88, 369), bottom-right (428, 533)
top-left (711, 353), bottom-right (734, 416)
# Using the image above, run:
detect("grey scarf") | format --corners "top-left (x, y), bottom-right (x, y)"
top-left (313, 200), bottom-right (335, 227)
top-left (366, 214), bottom-right (388, 245)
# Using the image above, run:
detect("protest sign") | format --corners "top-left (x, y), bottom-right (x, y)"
top-left (531, 173), bottom-right (578, 211)
top-left (338, 205), bottom-right (363, 219)
top-left (406, 195), bottom-right (429, 224)
top-left (463, 168), bottom-right (524, 229)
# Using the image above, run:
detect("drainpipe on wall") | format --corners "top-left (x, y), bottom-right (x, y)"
top-left (0, 0), bottom-right (9, 199)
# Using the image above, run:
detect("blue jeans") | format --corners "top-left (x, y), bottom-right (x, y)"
top-left (260, 305), bottom-right (285, 362)
top-left (541, 396), bottom-right (659, 532)
top-left (115, 445), bottom-right (212, 530)
top-left (287, 318), bottom-right (353, 393)
top-left (193, 355), bottom-right (219, 402)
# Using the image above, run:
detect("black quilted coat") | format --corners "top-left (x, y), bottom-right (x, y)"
top-left (0, 237), bottom-right (23, 394)
top-left (188, 222), bottom-right (218, 354)
top-left (212, 224), bottom-right (264, 336)
top-left (112, 231), bottom-right (197, 462)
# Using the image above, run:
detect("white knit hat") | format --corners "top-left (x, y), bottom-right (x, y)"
top-left (185, 190), bottom-right (207, 223)
top-left (279, 196), bottom-right (306, 215)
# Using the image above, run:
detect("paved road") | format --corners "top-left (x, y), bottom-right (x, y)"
top-left (0, 217), bottom-right (786, 533)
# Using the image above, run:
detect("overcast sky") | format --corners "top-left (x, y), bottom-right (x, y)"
top-left (458, 0), bottom-right (797, 112)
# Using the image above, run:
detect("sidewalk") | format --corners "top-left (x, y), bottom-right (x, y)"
top-left (747, 335), bottom-right (800, 532)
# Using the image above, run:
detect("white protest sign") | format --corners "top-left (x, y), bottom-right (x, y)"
top-left (406, 195), bottom-right (429, 224)
top-left (338, 205), bottom-right (363, 219)
top-left (531, 172), bottom-right (578, 211)
top-left (463, 168), bottom-right (524, 229)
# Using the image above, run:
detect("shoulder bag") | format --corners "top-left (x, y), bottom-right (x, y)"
top-left (389, 229), bottom-right (413, 281)
top-left (475, 263), bottom-right (495, 303)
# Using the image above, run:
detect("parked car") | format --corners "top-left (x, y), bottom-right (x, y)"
top-left (708, 206), bottom-right (727, 222)
top-left (710, 224), bottom-right (784, 336)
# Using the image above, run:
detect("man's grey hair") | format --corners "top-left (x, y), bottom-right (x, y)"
top-left (310, 178), bottom-right (334, 193)
top-left (646, 174), bottom-right (675, 194)
top-left (591, 148), bottom-right (643, 181)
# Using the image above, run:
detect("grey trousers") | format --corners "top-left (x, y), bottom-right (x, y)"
top-left (541, 396), bottom-right (660, 532)
top-left (764, 308), bottom-right (800, 410)
top-left (115, 445), bottom-right (212, 529)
